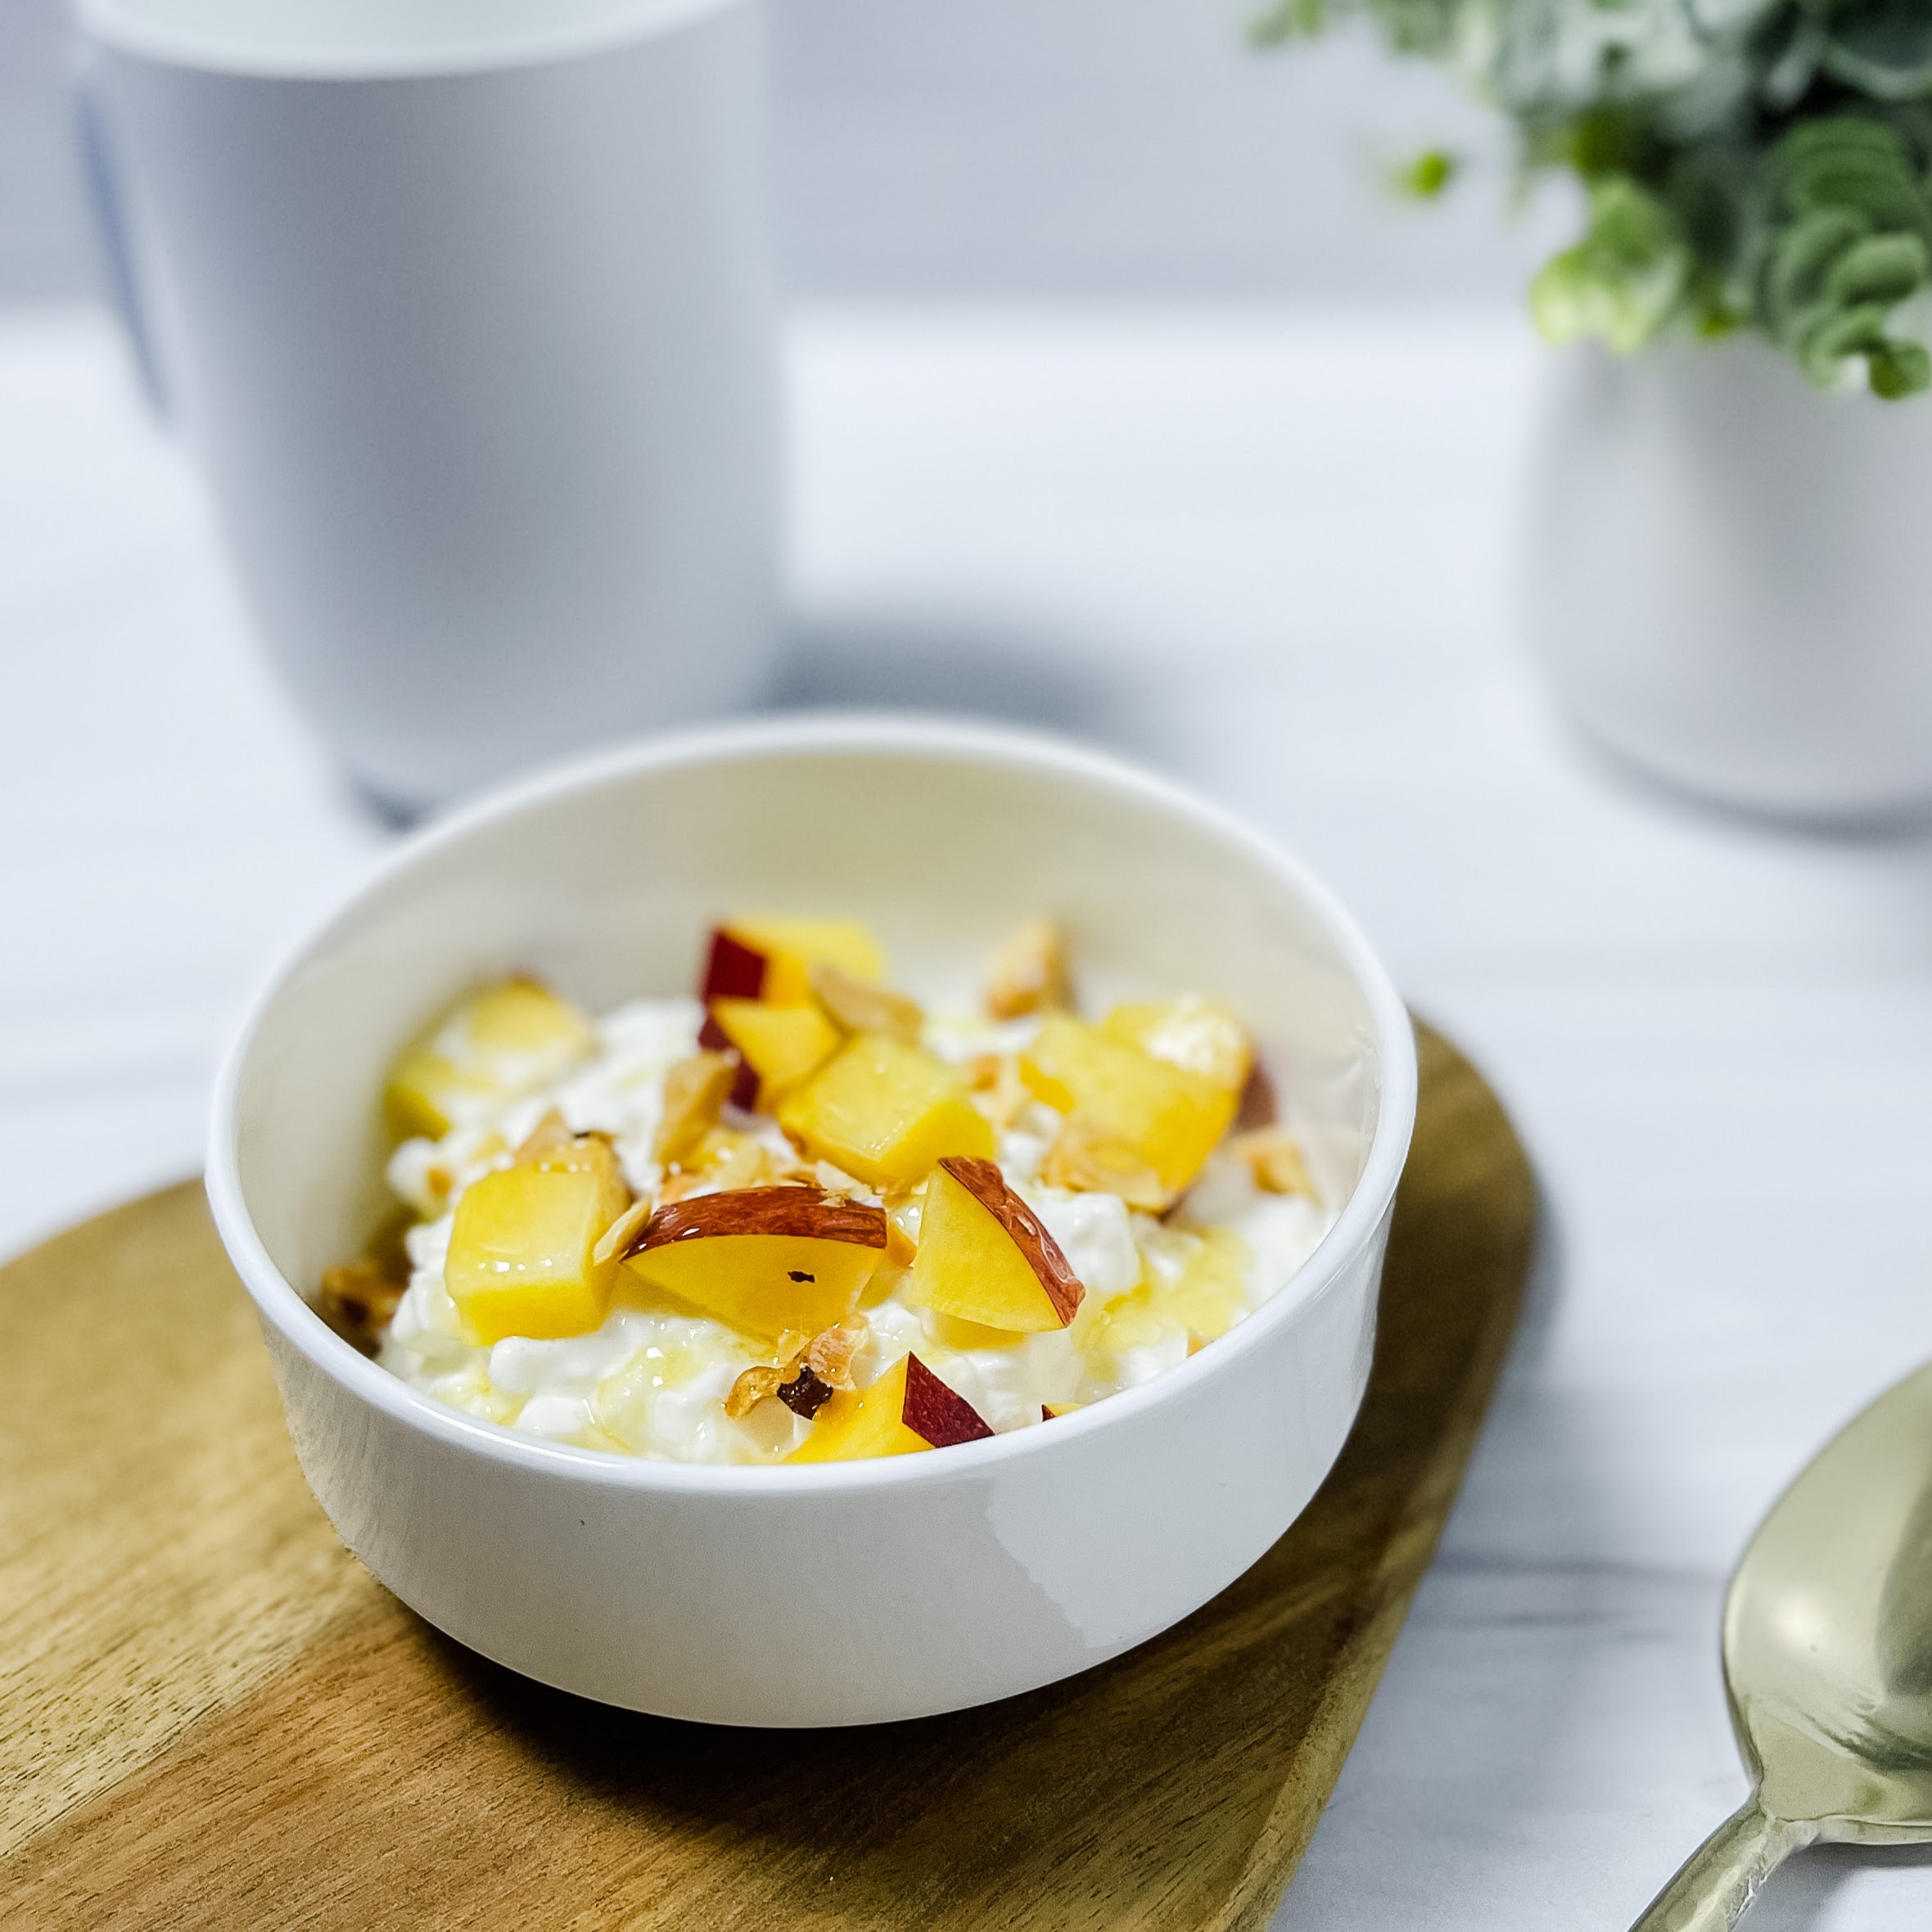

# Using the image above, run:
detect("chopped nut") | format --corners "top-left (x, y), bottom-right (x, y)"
top-left (512, 1108), bottom-right (575, 1164)
top-left (724, 1321), bottom-right (855, 1421)
top-left (1042, 1116), bottom-right (1171, 1212)
top-left (593, 1194), bottom-right (654, 1266)
top-left (984, 918), bottom-right (1072, 1021)
top-left (777, 1365), bottom-right (836, 1419)
top-left (966, 1052), bottom-right (1034, 1131)
top-left (724, 1363), bottom-right (785, 1420)
top-left (1230, 1127), bottom-right (1319, 1201)
top-left (809, 962), bottom-right (924, 1043)
top-left (653, 1050), bottom-right (738, 1168)
top-left (806, 1317), bottom-right (868, 1390)
top-left (316, 1261), bottom-right (406, 1356)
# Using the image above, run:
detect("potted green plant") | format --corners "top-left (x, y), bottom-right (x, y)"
top-left (1263, 0), bottom-right (1932, 824)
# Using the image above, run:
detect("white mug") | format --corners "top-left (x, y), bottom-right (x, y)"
top-left (78, 0), bottom-right (779, 814)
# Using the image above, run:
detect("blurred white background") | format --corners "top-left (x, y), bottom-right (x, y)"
top-left (0, 0), bottom-right (1563, 303)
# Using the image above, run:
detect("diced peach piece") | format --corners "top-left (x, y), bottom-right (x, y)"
top-left (1041, 1402), bottom-right (1084, 1421)
top-left (444, 1135), bottom-right (629, 1346)
top-left (707, 998), bottom-right (842, 1108)
top-left (901, 1352), bottom-right (996, 1446)
top-left (787, 1352), bottom-right (992, 1461)
top-left (908, 1157), bottom-right (1084, 1333)
top-left (776, 1034), bottom-right (994, 1190)
top-left (698, 919), bottom-right (886, 1011)
top-left (1100, 996), bottom-right (1252, 1094)
top-left (385, 977), bottom-right (594, 1140)
top-left (620, 1187), bottom-right (887, 1340)
top-left (788, 1355), bottom-right (927, 1461)
top-left (1020, 1013), bottom-right (1236, 1194)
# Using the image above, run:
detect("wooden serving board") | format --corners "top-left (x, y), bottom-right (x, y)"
top-left (0, 1022), bottom-right (1533, 1931)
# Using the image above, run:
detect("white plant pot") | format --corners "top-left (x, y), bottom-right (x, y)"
top-left (1524, 339), bottom-right (1932, 825)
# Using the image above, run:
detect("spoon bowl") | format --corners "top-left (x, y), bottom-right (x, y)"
top-left (1632, 1360), bottom-right (1932, 1930)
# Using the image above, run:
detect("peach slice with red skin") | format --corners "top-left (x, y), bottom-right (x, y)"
top-left (697, 919), bottom-right (887, 1010)
top-left (619, 1186), bottom-right (887, 1341)
top-left (907, 1156), bottom-right (1084, 1334)
top-left (787, 1352), bottom-right (993, 1461)
top-left (697, 920), bottom-right (887, 1105)
top-left (706, 998), bottom-right (842, 1110)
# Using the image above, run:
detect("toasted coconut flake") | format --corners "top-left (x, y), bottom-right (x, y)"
top-left (984, 918), bottom-right (1072, 1021)
top-left (806, 1317), bottom-right (868, 1390)
top-left (512, 1108), bottom-right (575, 1164)
top-left (316, 1262), bottom-right (406, 1356)
top-left (724, 1363), bottom-right (785, 1420)
top-left (1230, 1127), bottom-right (1319, 1201)
top-left (1042, 1117), bottom-right (1171, 1212)
top-left (809, 962), bottom-right (923, 1043)
top-left (653, 1050), bottom-right (738, 1168)
top-left (594, 1195), bottom-right (655, 1266)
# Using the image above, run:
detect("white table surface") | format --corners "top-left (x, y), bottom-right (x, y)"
top-left (6, 302), bottom-right (1931, 1930)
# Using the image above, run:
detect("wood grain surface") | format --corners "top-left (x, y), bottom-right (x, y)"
top-left (0, 1022), bottom-right (1534, 1931)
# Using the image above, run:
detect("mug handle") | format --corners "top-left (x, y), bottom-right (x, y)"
top-left (73, 54), bottom-right (169, 418)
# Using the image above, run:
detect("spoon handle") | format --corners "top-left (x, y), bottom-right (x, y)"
top-left (1627, 1799), bottom-right (1816, 1931)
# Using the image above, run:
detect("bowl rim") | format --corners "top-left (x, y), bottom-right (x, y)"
top-left (206, 711), bottom-right (1416, 1496)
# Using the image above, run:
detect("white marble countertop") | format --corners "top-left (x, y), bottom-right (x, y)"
top-left (6, 303), bottom-right (1930, 1930)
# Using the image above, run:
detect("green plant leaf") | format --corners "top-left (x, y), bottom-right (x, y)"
top-left (1530, 176), bottom-right (1692, 351)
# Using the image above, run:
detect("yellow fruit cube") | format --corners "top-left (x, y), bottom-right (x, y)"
top-left (907, 1157), bottom-right (1083, 1332)
top-left (787, 1356), bottom-right (929, 1462)
top-left (776, 1034), bottom-right (995, 1189)
top-left (621, 1187), bottom-right (887, 1339)
top-left (444, 1135), bottom-right (629, 1346)
top-left (715, 919), bottom-right (887, 1007)
top-left (707, 997), bottom-right (842, 1108)
top-left (1100, 996), bottom-right (1252, 1093)
top-left (1021, 1013), bottom-right (1236, 1194)
top-left (787, 1352), bottom-right (993, 1460)
top-left (385, 977), bottom-right (594, 1140)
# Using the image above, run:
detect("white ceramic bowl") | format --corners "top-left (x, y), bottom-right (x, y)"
top-left (207, 716), bottom-right (1415, 1727)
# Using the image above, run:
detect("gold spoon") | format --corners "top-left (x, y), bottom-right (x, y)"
top-left (1629, 1359), bottom-right (1932, 1930)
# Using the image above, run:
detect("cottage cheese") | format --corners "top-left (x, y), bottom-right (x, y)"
top-left (371, 993), bottom-right (1337, 1465)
